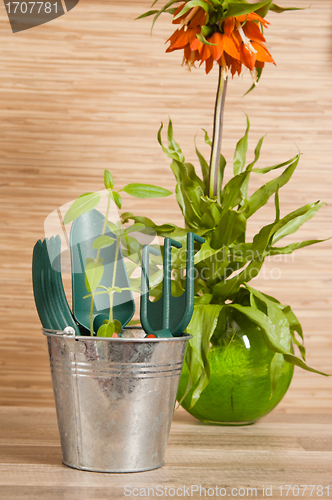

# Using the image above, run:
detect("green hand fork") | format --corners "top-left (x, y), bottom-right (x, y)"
top-left (140, 232), bottom-right (204, 337)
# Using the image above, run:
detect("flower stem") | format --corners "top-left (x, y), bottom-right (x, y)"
top-left (209, 67), bottom-right (228, 198)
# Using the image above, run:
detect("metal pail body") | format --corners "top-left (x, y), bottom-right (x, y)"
top-left (44, 329), bottom-right (190, 472)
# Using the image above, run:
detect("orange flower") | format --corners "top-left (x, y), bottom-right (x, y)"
top-left (166, 4), bottom-right (275, 78)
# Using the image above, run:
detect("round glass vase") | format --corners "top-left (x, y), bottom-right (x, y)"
top-left (177, 317), bottom-right (294, 425)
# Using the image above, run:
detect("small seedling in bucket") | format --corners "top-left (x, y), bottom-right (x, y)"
top-left (64, 170), bottom-right (172, 337)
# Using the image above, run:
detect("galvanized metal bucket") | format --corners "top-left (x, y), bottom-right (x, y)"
top-left (43, 327), bottom-right (191, 473)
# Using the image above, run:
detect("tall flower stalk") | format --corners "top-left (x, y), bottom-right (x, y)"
top-left (209, 69), bottom-right (227, 198)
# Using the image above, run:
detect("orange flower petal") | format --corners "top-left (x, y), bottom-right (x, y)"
top-left (243, 20), bottom-right (266, 43)
top-left (224, 17), bottom-right (235, 36)
top-left (170, 26), bottom-right (189, 49)
top-left (190, 7), bottom-right (207, 28)
top-left (172, 3), bottom-right (187, 24)
top-left (255, 60), bottom-right (265, 69)
top-left (205, 55), bottom-right (214, 74)
top-left (251, 41), bottom-right (275, 64)
top-left (209, 32), bottom-right (224, 61)
top-left (224, 53), bottom-right (242, 77)
top-left (199, 43), bottom-right (211, 63)
top-left (188, 26), bottom-right (201, 45)
top-left (237, 12), bottom-right (269, 27)
top-left (239, 43), bottom-right (256, 70)
top-left (223, 34), bottom-right (240, 59)
top-left (190, 35), bottom-right (203, 52)
top-left (184, 44), bottom-right (192, 62)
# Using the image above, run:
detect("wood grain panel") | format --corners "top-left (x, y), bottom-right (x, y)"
top-left (0, 0), bottom-right (331, 415)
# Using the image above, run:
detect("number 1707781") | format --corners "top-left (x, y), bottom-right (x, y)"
top-left (6, 2), bottom-right (58, 14)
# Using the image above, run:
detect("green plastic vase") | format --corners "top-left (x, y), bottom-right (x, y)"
top-left (177, 316), bottom-right (294, 425)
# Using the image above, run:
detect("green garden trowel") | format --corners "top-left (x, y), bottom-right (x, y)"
top-left (140, 232), bottom-right (204, 338)
top-left (70, 209), bottom-right (135, 334)
top-left (32, 236), bottom-right (81, 335)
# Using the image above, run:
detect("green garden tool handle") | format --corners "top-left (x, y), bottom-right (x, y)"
top-left (172, 232), bottom-right (204, 336)
top-left (140, 233), bottom-right (204, 337)
top-left (162, 238), bottom-right (182, 331)
top-left (140, 245), bottom-right (161, 335)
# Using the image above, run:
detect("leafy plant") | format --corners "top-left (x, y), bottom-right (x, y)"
top-left (64, 170), bottom-right (172, 336)
top-left (122, 118), bottom-right (329, 405)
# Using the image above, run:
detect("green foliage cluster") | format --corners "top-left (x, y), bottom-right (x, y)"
top-left (122, 118), bottom-right (328, 405)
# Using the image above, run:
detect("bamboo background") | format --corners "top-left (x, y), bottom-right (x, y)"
top-left (0, 0), bottom-right (331, 411)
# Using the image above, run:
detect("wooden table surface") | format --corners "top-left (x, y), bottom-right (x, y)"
top-left (0, 0), bottom-right (331, 498)
top-left (0, 406), bottom-right (331, 500)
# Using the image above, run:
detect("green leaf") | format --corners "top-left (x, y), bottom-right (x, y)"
top-left (97, 321), bottom-right (115, 337)
top-left (243, 67), bottom-right (263, 96)
top-left (125, 260), bottom-right (139, 279)
top-left (211, 210), bottom-right (247, 249)
top-left (244, 153), bottom-right (300, 219)
top-left (193, 240), bottom-right (221, 265)
top-left (85, 258), bottom-right (104, 293)
top-left (106, 220), bottom-right (121, 233)
top-left (195, 141), bottom-right (209, 193)
top-left (121, 183), bottom-right (172, 199)
top-left (150, 0), bottom-right (180, 32)
top-left (104, 170), bottom-right (114, 190)
top-left (213, 259), bottom-right (264, 300)
top-left (282, 305), bottom-right (303, 341)
top-left (227, 302), bottom-right (329, 376)
top-left (246, 284), bottom-right (291, 351)
top-left (233, 114), bottom-right (250, 176)
top-left (251, 154), bottom-right (298, 174)
top-left (290, 331), bottom-right (306, 361)
top-left (203, 129), bottom-right (212, 146)
top-left (270, 353), bottom-right (285, 395)
top-left (121, 212), bottom-right (178, 236)
top-left (224, 0), bottom-right (272, 19)
top-left (274, 189), bottom-right (280, 222)
top-left (170, 157), bottom-right (205, 229)
top-left (268, 238), bottom-right (330, 255)
top-left (272, 202), bottom-right (324, 244)
top-left (121, 234), bottom-right (141, 254)
top-left (135, 9), bottom-right (159, 20)
top-left (245, 135), bottom-right (266, 172)
top-left (196, 30), bottom-right (217, 46)
top-left (114, 319), bottom-right (123, 334)
top-left (167, 119), bottom-right (185, 163)
top-left (269, 3), bottom-right (306, 14)
top-left (124, 223), bottom-right (145, 234)
top-left (252, 201), bottom-right (323, 254)
top-left (220, 171), bottom-right (250, 214)
top-left (194, 294), bottom-right (213, 305)
top-left (112, 191), bottom-right (122, 209)
top-left (174, 0), bottom-right (212, 22)
top-left (218, 154), bottom-right (227, 193)
top-left (92, 235), bottom-right (115, 250)
top-left (63, 192), bottom-right (101, 224)
top-left (179, 304), bottom-right (223, 408)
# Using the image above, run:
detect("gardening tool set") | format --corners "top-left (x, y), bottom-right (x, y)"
top-left (32, 209), bottom-right (204, 338)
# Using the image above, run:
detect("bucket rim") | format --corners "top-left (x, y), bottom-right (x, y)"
top-left (42, 328), bottom-right (192, 342)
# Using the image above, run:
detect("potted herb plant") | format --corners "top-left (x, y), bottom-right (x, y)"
top-left (119, 0), bottom-right (330, 424)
